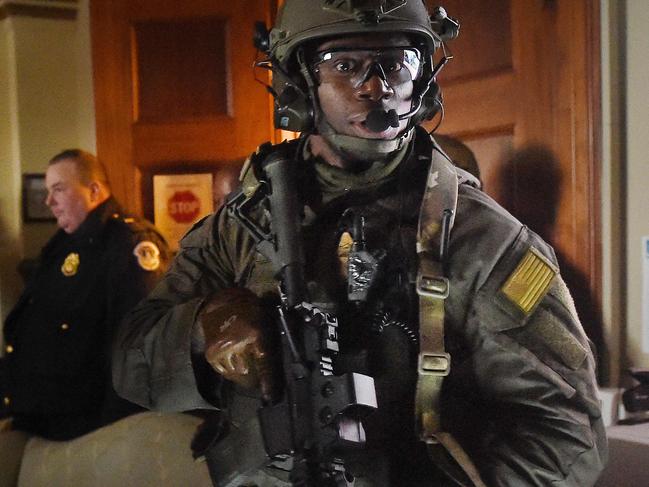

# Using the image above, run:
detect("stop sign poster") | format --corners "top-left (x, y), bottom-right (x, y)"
top-left (153, 173), bottom-right (214, 252)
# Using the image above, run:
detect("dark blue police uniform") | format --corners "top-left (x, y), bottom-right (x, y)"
top-left (1, 196), bottom-right (169, 440)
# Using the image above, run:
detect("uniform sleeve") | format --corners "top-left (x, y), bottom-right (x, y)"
top-left (106, 226), bottom-right (170, 337)
top-left (100, 222), bottom-right (171, 421)
top-left (112, 212), bottom-right (238, 412)
top-left (449, 225), bottom-right (607, 487)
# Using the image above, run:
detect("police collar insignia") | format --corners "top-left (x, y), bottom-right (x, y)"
top-left (133, 241), bottom-right (161, 271)
top-left (61, 252), bottom-right (80, 277)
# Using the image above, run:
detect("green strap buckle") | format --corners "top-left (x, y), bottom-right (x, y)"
top-left (418, 352), bottom-right (451, 376)
top-left (416, 274), bottom-right (449, 299)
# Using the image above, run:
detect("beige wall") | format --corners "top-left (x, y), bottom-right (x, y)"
top-left (624, 0), bottom-right (649, 370)
top-left (0, 0), bottom-right (96, 328)
top-left (0, 17), bottom-right (22, 324)
top-left (600, 0), bottom-right (625, 385)
top-left (600, 0), bottom-right (649, 381)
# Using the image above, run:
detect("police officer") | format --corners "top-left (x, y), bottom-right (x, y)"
top-left (113, 2), bottom-right (607, 486)
top-left (0, 149), bottom-right (169, 440)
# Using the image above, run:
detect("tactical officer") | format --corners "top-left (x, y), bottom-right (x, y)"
top-left (0, 149), bottom-right (169, 440)
top-left (113, 2), bottom-right (607, 486)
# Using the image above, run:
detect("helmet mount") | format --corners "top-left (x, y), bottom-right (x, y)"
top-left (322, 0), bottom-right (409, 24)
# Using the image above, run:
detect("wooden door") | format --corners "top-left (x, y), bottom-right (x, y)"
top-left (90, 0), bottom-right (274, 216)
top-left (91, 0), bottom-right (604, 378)
top-left (426, 1), bottom-right (604, 376)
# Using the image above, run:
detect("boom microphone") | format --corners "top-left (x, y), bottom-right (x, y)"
top-left (365, 102), bottom-right (422, 132)
top-left (365, 79), bottom-right (440, 133)
top-left (365, 109), bottom-right (399, 132)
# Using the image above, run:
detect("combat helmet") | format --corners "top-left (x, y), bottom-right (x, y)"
top-left (270, 0), bottom-right (445, 68)
top-left (255, 0), bottom-right (458, 143)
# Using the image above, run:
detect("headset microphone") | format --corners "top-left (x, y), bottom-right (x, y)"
top-left (365, 99), bottom-right (423, 133)
top-left (364, 69), bottom-right (445, 133)
top-left (365, 109), bottom-right (399, 132)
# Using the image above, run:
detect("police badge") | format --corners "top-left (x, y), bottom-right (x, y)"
top-left (61, 252), bottom-right (80, 277)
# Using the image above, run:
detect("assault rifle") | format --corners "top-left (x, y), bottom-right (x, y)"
top-left (227, 150), bottom-right (377, 486)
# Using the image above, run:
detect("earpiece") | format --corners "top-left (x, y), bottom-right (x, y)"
top-left (254, 21), bottom-right (314, 132)
top-left (415, 79), bottom-right (441, 122)
top-left (272, 68), bottom-right (314, 132)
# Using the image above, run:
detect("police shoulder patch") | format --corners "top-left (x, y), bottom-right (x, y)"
top-left (501, 247), bottom-right (557, 315)
top-left (133, 240), bottom-right (161, 271)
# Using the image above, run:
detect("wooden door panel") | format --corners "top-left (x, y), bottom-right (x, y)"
top-left (436, 0), bottom-right (513, 83)
top-left (436, 72), bottom-right (516, 136)
top-left (426, 0), bottom-right (599, 262)
top-left (132, 17), bottom-right (229, 122)
top-left (91, 0), bottom-right (272, 214)
top-left (425, 0), bottom-right (602, 367)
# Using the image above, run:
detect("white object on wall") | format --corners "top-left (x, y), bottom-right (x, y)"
top-left (153, 173), bottom-right (214, 252)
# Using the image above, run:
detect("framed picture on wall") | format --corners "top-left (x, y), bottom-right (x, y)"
top-left (22, 173), bottom-right (54, 222)
top-left (152, 173), bottom-right (214, 252)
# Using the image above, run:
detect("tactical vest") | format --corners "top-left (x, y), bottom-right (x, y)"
top-left (216, 129), bottom-right (486, 486)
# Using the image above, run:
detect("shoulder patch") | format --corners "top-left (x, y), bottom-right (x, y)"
top-left (501, 247), bottom-right (557, 315)
top-left (133, 240), bottom-right (161, 271)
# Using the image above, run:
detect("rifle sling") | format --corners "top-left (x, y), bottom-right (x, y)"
top-left (415, 145), bottom-right (487, 487)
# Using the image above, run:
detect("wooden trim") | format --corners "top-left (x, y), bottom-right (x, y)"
top-left (585, 0), bottom-right (605, 383)
top-left (551, 0), bottom-right (605, 383)
top-left (90, 0), bottom-right (136, 212)
top-left (0, 2), bottom-right (77, 21)
top-left (588, 0), bottom-right (603, 313)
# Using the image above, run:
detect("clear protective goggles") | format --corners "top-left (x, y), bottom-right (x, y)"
top-left (311, 46), bottom-right (423, 88)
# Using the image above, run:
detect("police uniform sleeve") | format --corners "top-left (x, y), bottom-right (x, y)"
top-left (101, 219), bottom-right (170, 419)
top-left (112, 210), bottom-right (247, 412)
top-left (106, 221), bottom-right (170, 332)
top-left (445, 190), bottom-right (607, 487)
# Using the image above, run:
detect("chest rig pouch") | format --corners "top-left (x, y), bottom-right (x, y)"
top-left (416, 138), bottom-right (486, 487)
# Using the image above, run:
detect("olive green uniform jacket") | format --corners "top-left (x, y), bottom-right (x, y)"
top-left (114, 129), bottom-right (606, 486)
top-left (1, 197), bottom-right (169, 440)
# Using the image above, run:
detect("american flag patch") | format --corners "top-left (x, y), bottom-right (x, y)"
top-left (501, 248), bottom-right (557, 315)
